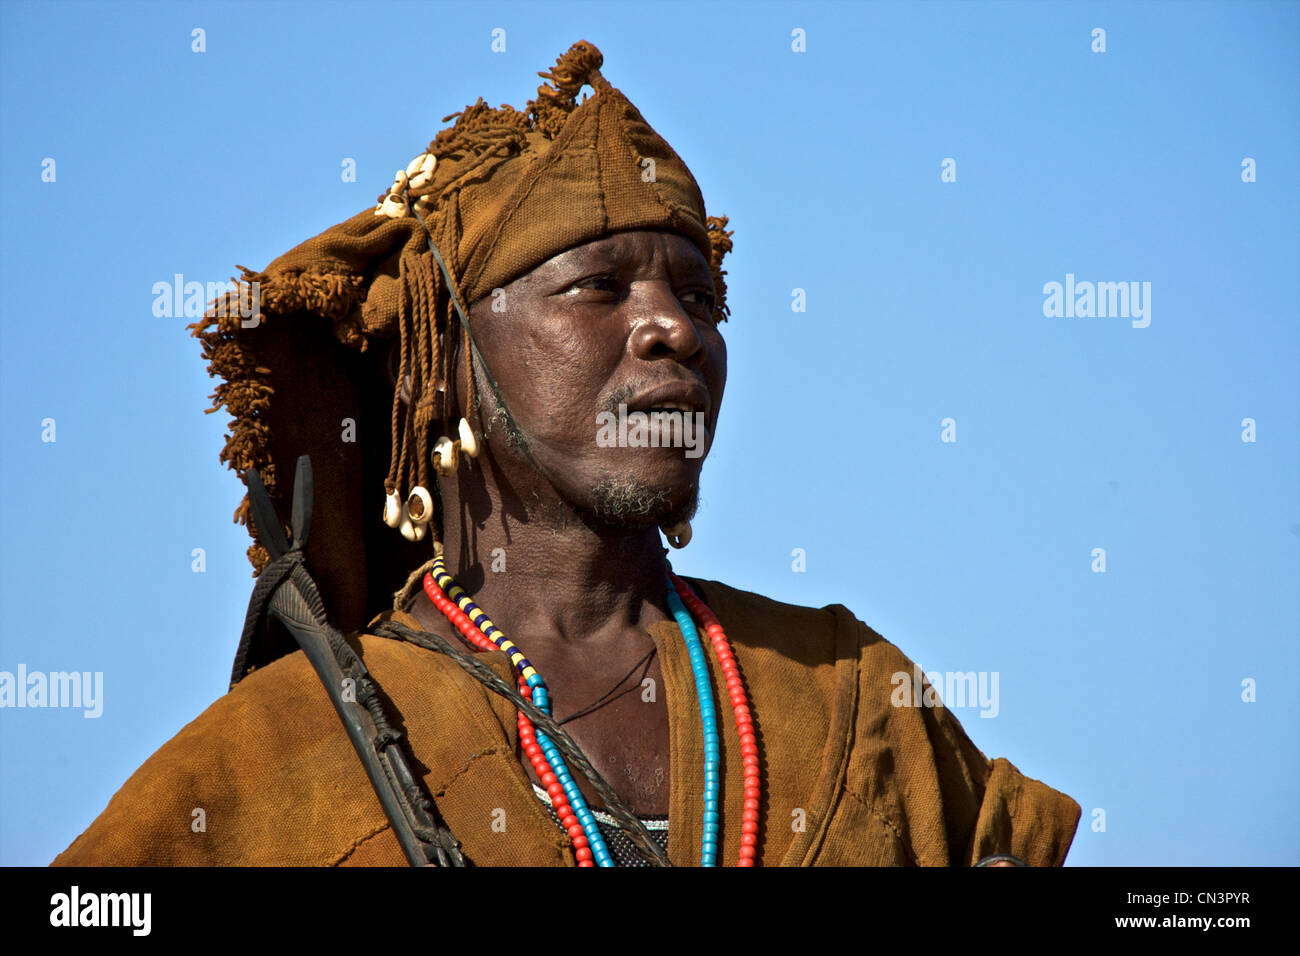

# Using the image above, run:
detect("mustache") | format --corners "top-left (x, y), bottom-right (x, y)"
top-left (601, 377), bottom-right (708, 416)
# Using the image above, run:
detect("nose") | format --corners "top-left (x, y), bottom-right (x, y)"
top-left (627, 280), bottom-right (706, 366)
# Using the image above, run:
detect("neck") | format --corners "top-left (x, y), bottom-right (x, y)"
top-left (406, 467), bottom-right (676, 651)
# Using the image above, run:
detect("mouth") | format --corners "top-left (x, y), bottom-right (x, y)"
top-left (597, 381), bottom-right (713, 462)
top-left (641, 402), bottom-right (699, 416)
top-left (624, 382), bottom-right (711, 419)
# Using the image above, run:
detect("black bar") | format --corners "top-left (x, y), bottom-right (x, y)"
top-left (10, 866), bottom-right (1284, 941)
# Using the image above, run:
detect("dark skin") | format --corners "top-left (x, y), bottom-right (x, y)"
top-left (403, 229), bottom-right (726, 817)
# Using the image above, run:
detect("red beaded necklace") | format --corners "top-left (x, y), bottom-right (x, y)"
top-left (669, 571), bottom-right (761, 865)
top-left (422, 567), bottom-right (760, 866)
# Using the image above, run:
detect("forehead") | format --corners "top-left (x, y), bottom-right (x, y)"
top-left (526, 229), bottom-right (711, 277)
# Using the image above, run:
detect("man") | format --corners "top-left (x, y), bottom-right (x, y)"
top-left (52, 41), bottom-right (1079, 867)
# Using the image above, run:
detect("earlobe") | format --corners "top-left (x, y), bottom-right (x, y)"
top-left (385, 342), bottom-right (413, 405)
top-left (385, 340), bottom-right (401, 386)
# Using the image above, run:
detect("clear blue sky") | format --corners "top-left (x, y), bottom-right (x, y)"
top-left (2, 0), bottom-right (1296, 866)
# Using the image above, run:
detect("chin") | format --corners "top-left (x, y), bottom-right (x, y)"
top-left (583, 470), bottom-right (699, 532)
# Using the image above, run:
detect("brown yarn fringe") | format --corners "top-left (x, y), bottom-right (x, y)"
top-left (706, 216), bottom-right (734, 324)
top-left (528, 41), bottom-right (606, 138)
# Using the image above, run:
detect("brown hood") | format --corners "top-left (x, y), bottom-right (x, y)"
top-left (188, 41), bottom-right (734, 633)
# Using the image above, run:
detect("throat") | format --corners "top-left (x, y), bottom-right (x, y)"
top-left (522, 679), bottom-right (672, 818)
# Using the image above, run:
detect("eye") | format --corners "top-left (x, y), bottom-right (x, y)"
top-left (566, 274), bottom-right (621, 295)
top-left (679, 288), bottom-right (716, 317)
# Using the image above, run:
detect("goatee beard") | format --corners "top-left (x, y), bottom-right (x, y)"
top-left (585, 476), bottom-right (699, 532)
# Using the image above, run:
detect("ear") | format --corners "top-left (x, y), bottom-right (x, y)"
top-left (446, 311), bottom-right (475, 422)
top-left (385, 339), bottom-right (413, 405)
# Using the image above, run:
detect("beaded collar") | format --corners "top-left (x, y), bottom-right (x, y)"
top-left (424, 557), bottom-right (760, 866)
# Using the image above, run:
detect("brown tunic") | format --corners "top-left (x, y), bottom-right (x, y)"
top-left (51, 580), bottom-right (1080, 866)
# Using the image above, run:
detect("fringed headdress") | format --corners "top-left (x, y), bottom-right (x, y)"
top-left (189, 41), bottom-right (734, 632)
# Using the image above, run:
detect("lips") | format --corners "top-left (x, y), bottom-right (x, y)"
top-left (626, 381), bottom-right (711, 418)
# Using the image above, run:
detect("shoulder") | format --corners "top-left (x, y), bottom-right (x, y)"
top-left (50, 636), bottom-right (436, 867)
top-left (682, 576), bottom-right (1080, 867)
top-left (681, 575), bottom-right (923, 688)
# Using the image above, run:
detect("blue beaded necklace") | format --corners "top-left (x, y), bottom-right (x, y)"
top-left (426, 558), bottom-right (725, 866)
top-left (666, 573), bottom-right (722, 865)
top-left (427, 558), bottom-right (616, 866)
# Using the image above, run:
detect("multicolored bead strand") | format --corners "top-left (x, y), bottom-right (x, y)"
top-left (424, 581), bottom-right (593, 861)
top-left (424, 565), bottom-right (610, 866)
top-left (419, 571), bottom-right (594, 863)
top-left (420, 557), bottom-right (761, 867)
top-left (669, 571), bottom-right (760, 867)
top-left (423, 562), bottom-right (613, 867)
top-left (514, 686), bottom-right (594, 864)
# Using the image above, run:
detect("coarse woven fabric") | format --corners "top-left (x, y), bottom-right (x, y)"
top-left (51, 580), bottom-right (1081, 867)
top-left (245, 42), bottom-right (720, 347)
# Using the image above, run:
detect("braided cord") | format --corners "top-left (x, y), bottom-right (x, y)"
top-left (370, 618), bottom-right (671, 866)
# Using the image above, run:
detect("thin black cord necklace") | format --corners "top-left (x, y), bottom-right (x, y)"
top-left (557, 646), bottom-right (658, 725)
top-left (433, 595), bottom-right (659, 727)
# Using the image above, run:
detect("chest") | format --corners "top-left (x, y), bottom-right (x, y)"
top-left (522, 654), bottom-right (672, 817)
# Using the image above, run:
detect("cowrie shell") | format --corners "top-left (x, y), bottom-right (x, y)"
top-left (399, 507), bottom-right (427, 541)
top-left (662, 521), bottom-right (692, 549)
top-left (377, 193), bottom-right (408, 218)
top-left (407, 153), bottom-right (436, 189)
top-left (406, 486), bottom-right (433, 526)
top-left (432, 436), bottom-right (458, 475)
top-left (383, 491), bottom-right (402, 528)
top-left (458, 418), bottom-right (479, 458)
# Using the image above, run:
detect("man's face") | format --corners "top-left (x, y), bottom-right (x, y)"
top-left (463, 229), bottom-right (726, 530)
